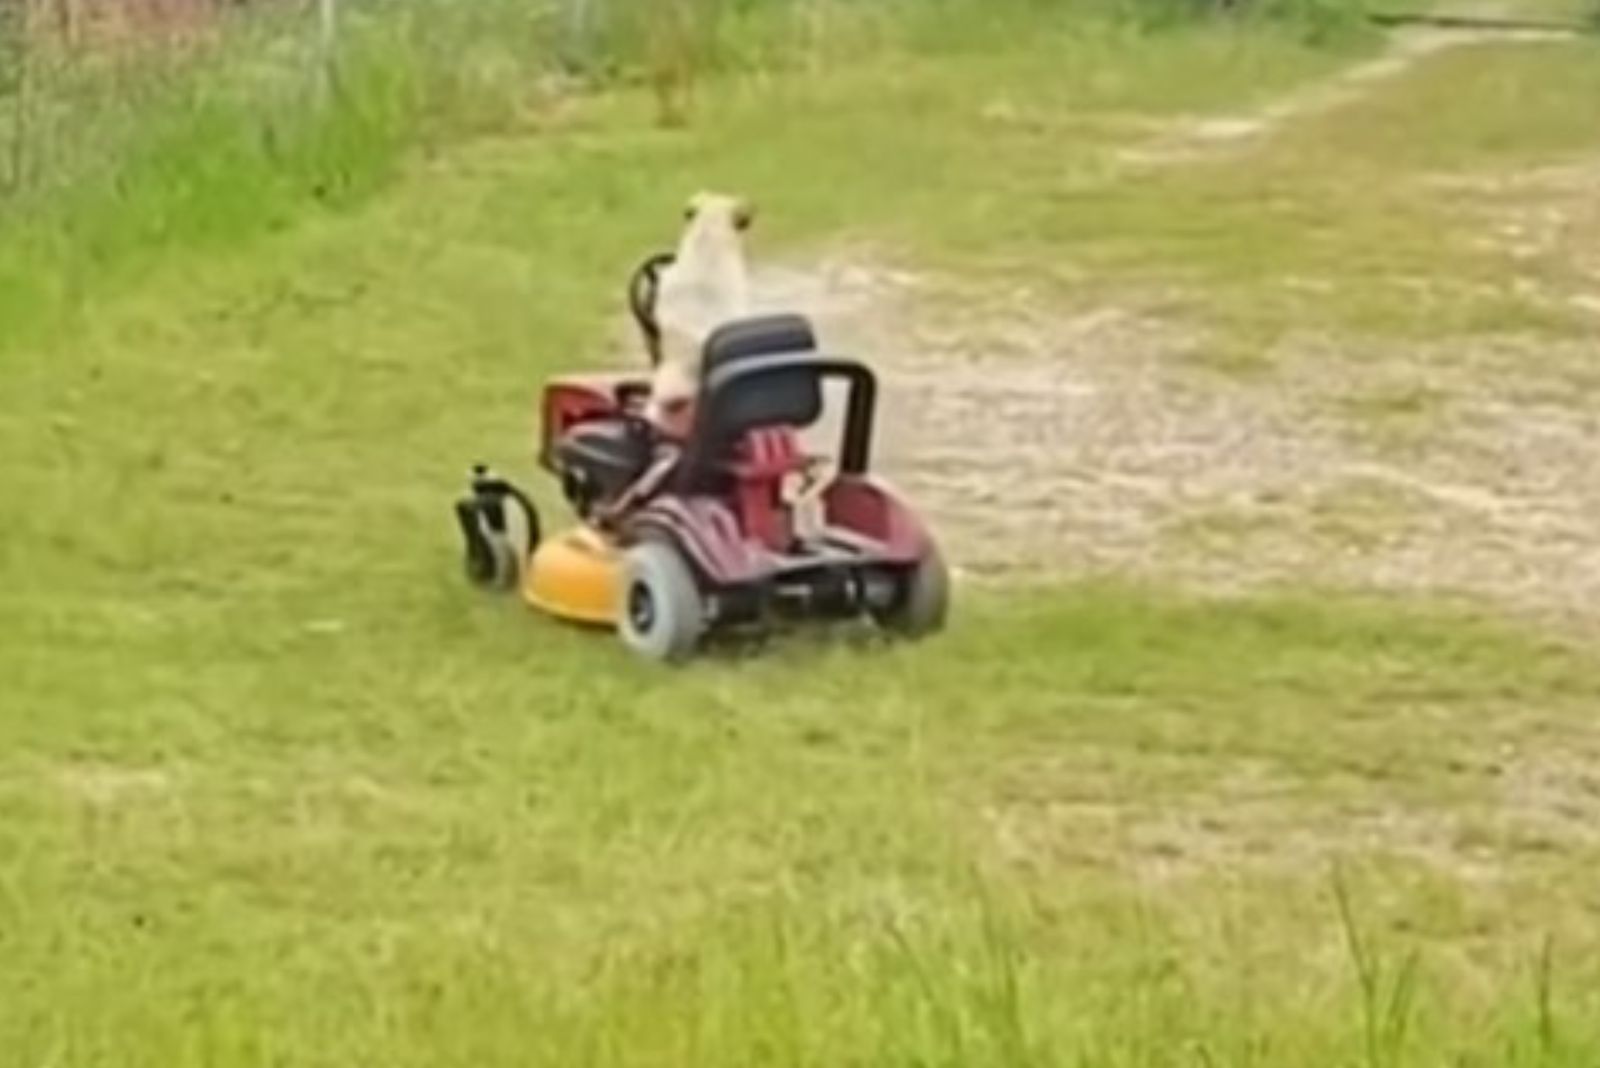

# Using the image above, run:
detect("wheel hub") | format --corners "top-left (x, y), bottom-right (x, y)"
top-left (627, 582), bottom-right (656, 633)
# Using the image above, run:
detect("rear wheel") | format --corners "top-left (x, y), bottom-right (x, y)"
top-left (873, 544), bottom-right (950, 639)
top-left (618, 540), bottom-right (706, 663)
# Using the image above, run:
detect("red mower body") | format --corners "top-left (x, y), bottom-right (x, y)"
top-left (528, 314), bottom-right (949, 649)
top-left (536, 372), bottom-right (650, 474)
top-left (455, 264), bottom-right (949, 661)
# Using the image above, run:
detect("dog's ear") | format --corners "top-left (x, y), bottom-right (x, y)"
top-left (684, 191), bottom-right (710, 222)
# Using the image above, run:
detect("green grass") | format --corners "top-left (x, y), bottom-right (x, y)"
top-left (6, 5), bottom-right (1600, 1065)
top-left (974, 36), bottom-right (1600, 348)
top-left (27, 0), bottom-right (1595, 360)
top-left (6, 576), bottom-right (1600, 1065)
top-left (0, 0), bottom-right (1371, 352)
top-left (1290, 40), bottom-right (1600, 169)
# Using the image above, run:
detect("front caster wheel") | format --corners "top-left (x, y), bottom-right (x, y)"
top-left (456, 498), bottom-right (521, 591)
top-left (454, 466), bottom-right (541, 593)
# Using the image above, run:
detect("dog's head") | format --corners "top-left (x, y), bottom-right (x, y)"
top-left (684, 190), bottom-right (755, 234)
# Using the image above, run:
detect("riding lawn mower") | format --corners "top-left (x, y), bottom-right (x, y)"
top-left (452, 252), bottom-right (950, 663)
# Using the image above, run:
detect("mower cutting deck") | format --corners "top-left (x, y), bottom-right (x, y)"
top-left (453, 256), bottom-right (949, 663)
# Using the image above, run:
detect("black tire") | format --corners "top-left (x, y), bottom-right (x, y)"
top-left (458, 498), bottom-right (521, 592)
top-left (874, 544), bottom-right (951, 639)
top-left (483, 533), bottom-right (521, 591)
top-left (464, 529), bottom-right (520, 591)
top-left (617, 540), bottom-right (706, 663)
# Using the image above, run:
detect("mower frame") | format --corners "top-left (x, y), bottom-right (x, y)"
top-left (454, 255), bottom-right (949, 661)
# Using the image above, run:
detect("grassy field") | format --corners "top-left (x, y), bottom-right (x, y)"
top-left (4, 2), bottom-right (1600, 1064)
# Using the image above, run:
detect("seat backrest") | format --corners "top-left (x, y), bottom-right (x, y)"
top-left (716, 370), bottom-right (820, 444)
top-left (675, 349), bottom-right (877, 498)
top-left (676, 341), bottom-right (828, 498)
top-left (695, 314), bottom-right (824, 450)
top-left (702, 314), bottom-right (819, 374)
top-left (695, 319), bottom-right (822, 549)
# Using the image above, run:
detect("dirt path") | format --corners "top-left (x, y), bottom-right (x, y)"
top-left (749, 241), bottom-right (1600, 631)
top-left (1119, 21), bottom-right (1578, 168)
top-left (733, 21), bottom-right (1600, 631)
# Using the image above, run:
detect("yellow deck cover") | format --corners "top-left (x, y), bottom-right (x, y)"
top-left (522, 526), bottom-right (621, 626)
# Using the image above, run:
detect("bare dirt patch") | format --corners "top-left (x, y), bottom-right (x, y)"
top-left (748, 250), bottom-right (1600, 631)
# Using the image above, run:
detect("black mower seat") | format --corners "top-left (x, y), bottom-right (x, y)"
top-left (697, 314), bottom-right (824, 449)
top-left (703, 314), bottom-right (819, 372)
top-left (558, 314), bottom-right (826, 516)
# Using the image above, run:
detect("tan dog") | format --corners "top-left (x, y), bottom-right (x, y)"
top-left (645, 191), bottom-right (755, 435)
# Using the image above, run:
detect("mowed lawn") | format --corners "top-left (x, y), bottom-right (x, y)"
top-left (4, 19), bottom-right (1600, 1066)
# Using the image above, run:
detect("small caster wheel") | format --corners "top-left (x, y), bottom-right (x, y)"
top-left (456, 498), bottom-right (522, 592)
